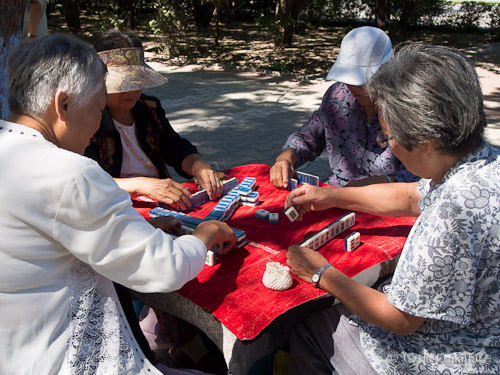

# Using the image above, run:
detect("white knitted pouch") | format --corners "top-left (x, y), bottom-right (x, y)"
top-left (262, 262), bottom-right (293, 291)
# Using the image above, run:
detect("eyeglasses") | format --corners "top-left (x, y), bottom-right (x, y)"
top-left (376, 131), bottom-right (395, 148)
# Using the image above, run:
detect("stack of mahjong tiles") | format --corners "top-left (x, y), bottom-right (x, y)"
top-left (299, 212), bottom-right (356, 250)
top-left (203, 190), bottom-right (242, 222)
top-left (149, 207), bottom-right (247, 248)
top-left (204, 177), bottom-right (258, 222)
top-left (287, 170), bottom-right (320, 191)
top-left (232, 177), bottom-right (259, 206)
top-left (176, 177), bottom-right (239, 210)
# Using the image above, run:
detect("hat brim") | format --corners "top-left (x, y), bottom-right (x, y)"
top-left (105, 65), bottom-right (168, 94)
top-left (326, 61), bottom-right (381, 86)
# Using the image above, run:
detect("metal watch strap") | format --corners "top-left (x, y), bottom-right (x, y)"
top-left (312, 263), bottom-right (333, 288)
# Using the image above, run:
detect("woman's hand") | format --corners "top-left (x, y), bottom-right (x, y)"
top-left (194, 167), bottom-right (223, 201)
top-left (284, 184), bottom-right (335, 221)
top-left (142, 178), bottom-right (193, 210)
top-left (193, 220), bottom-right (237, 255)
top-left (114, 176), bottom-right (193, 210)
top-left (286, 244), bottom-right (329, 283)
top-left (148, 216), bottom-right (182, 235)
top-left (183, 154), bottom-right (223, 200)
top-left (270, 159), bottom-right (295, 189)
top-left (270, 148), bottom-right (297, 189)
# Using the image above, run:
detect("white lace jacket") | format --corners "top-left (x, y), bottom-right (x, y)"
top-left (0, 120), bottom-right (207, 374)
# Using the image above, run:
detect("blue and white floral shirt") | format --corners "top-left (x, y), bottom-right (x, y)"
top-left (355, 141), bottom-right (500, 374)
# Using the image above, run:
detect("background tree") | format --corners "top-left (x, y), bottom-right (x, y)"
top-left (193, 0), bottom-right (215, 30)
top-left (213, 0), bottom-right (224, 46)
top-left (1, 0), bottom-right (25, 120)
top-left (115, 0), bottom-right (140, 29)
top-left (275, 0), bottom-right (306, 47)
top-left (375, 0), bottom-right (390, 29)
top-left (62, 0), bottom-right (81, 32)
top-left (399, 0), bottom-right (416, 31)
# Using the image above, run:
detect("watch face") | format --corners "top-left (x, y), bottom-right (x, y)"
top-left (312, 273), bottom-right (320, 283)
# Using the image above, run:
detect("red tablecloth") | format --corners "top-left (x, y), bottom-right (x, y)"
top-left (134, 164), bottom-right (416, 340)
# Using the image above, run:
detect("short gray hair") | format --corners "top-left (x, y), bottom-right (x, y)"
top-left (367, 43), bottom-right (486, 155)
top-left (8, 33), bottom-right (106, 118)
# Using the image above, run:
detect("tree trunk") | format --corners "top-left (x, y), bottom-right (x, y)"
top-left (0, 0), bottom-right (25, 120)
top-left (376, 0), bottom-right (390, 30)
top-left (62, 0), bottom-right (81, 32)
top-left (275, 0), bottom-right (305, 47)
top-left (193, 0), bottom-right (215, 30)
top-left (214, 1), bottom-right (221, 46)
top-left (399, 0), bottom-right (415, 32)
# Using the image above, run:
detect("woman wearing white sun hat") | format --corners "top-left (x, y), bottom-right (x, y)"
top-left (270, 26), bottom-right (418, 188)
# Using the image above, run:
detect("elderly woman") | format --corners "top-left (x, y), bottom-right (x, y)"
top-left (284, 43), bottom-right (500, 374)
top-left (0, 34), bottom-right (236, 374)
top-left (85, 30), bottom-right (222, 209)
top-left (270, 26), bottom-right (418, 188)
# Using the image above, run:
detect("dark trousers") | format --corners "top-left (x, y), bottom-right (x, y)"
top-left (288, 304), bottom-right (377, 375)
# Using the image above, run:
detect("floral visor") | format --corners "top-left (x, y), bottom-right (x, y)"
top-left (98, 47), bottom-right (168, 94)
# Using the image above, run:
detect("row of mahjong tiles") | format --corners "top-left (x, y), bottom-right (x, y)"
top-left (182, 170), bottom-right (320, 211)
top-left (151, 172), bottom-right (361, 266)
top-left (154, 173), bottom-right (311, 244)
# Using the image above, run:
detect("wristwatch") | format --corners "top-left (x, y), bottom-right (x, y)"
top-left (27, 32), bottom-right (36, 38)
top-left (312, 264), bottom-right (333, 288)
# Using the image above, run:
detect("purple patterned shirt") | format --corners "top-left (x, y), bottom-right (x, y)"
top-left (282, 83), bottom-right (417, 186)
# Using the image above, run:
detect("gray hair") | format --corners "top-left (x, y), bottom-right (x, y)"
top-left (8, 33), bottom-right (106, 118)
top-left (367, 42), bottom-right (486, 155)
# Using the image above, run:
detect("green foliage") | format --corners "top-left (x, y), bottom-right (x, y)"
top-left (301, 0), bottom-right (337, 25)
top-left (79, 3), bottom-right (128, 31)
top-left (255, 13), bottom-right (288, 46)
top-left (266, 51), bottom-right (294, 72)
top-left (383, 0), bottom-right (448, 28)
top-left (490, 4), bottom-right (500, 30)
top-left (256, 11), bottom-right (307, 46)
top-left (444, 1), bottom-right (492, 30)
top-left (297, 0), bottom-right (494, 31)
top-left (146, 2), bottom-right (186, 56)
top-left (255, 13), bottom-right (279, 31)
top-left (300, 0), bottom-right (374, 25)
top-left (338, 0), bottom-right (373, 22)
top-left (409, 0), bottom-right (448, 28)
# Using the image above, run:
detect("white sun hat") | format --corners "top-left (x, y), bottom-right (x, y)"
top-left (326, 26), bottom-right (393, 86)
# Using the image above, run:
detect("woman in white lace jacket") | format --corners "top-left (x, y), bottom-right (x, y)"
top-left (0, 34), bottom-right (236, 375)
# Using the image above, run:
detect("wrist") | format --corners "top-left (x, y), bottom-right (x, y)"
top-left (193, 221), bottom-right (219, 248)
top-left (133, 176), bottom-right (151, 195)
top-left (190, 156), bottom-right (209, 175)
top-left (311, 263), bottom-right (334, 288)
top-left (26, 32), bottom-right (36, 38)
top-left (276, 157), bottom-right (294, 170)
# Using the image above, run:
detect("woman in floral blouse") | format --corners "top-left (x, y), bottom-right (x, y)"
top-left (284, 43), bottom-right (500, 374)
top-left (85, 30), bottom-right (223, 209)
